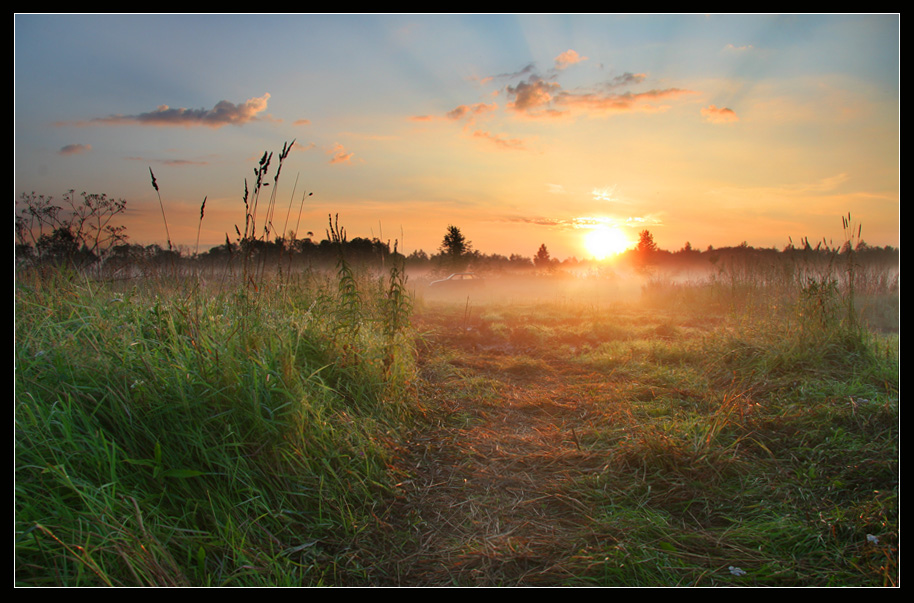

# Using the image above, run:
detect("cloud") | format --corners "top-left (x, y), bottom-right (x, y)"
top-left (411, 102), bottom-right (498, 124)
top-left (555, 87), bottom-right (696, 114)
top-left (446, 102), bottom-right (497, 121)
top-left (471, 129), bottom-right (526, 151)
top-left (293, 118), bottom-right (311, 126)
top-left (327, 143), bottom-right (354, 164)
top-left (701, 104), bottom-right (739, 123)
top-left (605, 72), bottom-right (647, 89)
top-left (591, 186), bottom-right (620, 203)
top-left (491, 63), bottom-right (537, 82)
top-left (59, 143), bottom-right (92, 155)
top-left (500, 214), bottom-right (662, 230)
top-left (723, 43), bottom-right (754, 53)
top-left (160, 159), bottom-right (209, 166)
top-left (58, 94), bottom-right (272, 128)
top-left (547, 183), bottom-right (567, 195)
top-left (622, 214), bottom-right (664, 227)
top-left (807, 172), bottom-right (849, 192)
top-left (505, 72), bottom-right (694, 118)
top-left (499, 215), bottom-right (570, 227)
top-left (125, 156), bottom-right (208, 166)
top-left (554, 49), bottom-right (587, 70)
top-left (506, 76), bottom-right (565, 117)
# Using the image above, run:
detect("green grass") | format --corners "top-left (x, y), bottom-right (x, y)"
top-left (15, 225), bottom-right (898, 586)
top-left (15, 265), bottom-right (418, 586)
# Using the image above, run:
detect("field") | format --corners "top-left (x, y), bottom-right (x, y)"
top-left (15, 244), bottom-right (898, 587)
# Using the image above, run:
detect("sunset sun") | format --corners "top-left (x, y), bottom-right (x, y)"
top-left (584, 226), bottom-right (631, 259)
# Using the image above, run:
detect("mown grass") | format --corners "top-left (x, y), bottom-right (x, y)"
top-left (15, 263), bottom-right (417, 586)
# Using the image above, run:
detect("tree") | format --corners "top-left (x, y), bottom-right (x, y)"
top-left (634, 229), bottom-right (658, 273)
top-left (534, 243), bottom-right (553, 271)
top-left (636, 230), bottom-right (658, 255)
top-left (16, 190), bottom-right (129, 267)
top-left (438, 225), bottom-right (472, 271)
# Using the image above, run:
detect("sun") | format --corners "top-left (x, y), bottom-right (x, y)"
top-left (584, 225), bottom-right (631, 259)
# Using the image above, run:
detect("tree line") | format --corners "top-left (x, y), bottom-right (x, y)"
top-left (15, 191), bottom-right (899, 277)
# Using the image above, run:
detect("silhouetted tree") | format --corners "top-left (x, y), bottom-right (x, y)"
top-left (438, 225), bottom-right (473, 271)
top-left (634, 229), bottom-right (659, 273)
top-left (534, 243), bottom-right (554, 271)
top-left (16, 190), bottom-right (128, 267)
top-left (637, 230), bottom-right (658, 254)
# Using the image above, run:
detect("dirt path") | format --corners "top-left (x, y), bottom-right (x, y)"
top-left (373, 307), bottom-right (614, 586)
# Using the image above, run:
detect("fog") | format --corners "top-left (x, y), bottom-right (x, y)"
top-left (408, 267), bottom-right (702, 307)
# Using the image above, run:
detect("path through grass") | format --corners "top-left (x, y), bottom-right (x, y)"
top-left (363, 295), bottom-right (898, 587)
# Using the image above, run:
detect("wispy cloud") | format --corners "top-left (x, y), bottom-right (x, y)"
top-left (56, 93), bottom-right (272, 128)
top-left (491, 63), bottom-right (537, 82)
top-left (591, 186), bottom-right (620, 203)
top-left (499, 215), bottom-right (569, 227)
top-left (59, 143), bottom-right (92, 155)
top-left (471, 129), bottom-right (526, 151)
top-left (708, 173), bottom-right (852, 206)
top-left (554, 87), bottom-right (696, 115)
top-left (547, 183), bottom-right (567, 195)
top-left (604, 72), bottom-right (647, 89)
top-left (327, 142), bottom-right (354, 164)
top-left (701, 104), bottom-right (739, 124)
top-left (410, 102), bottom-right (497, 123)
top-left (572, 214), bottom-right (663, 229)
top-left (504, 70), bottom-right (694, 119)
top-left (411, 100), bottom-right (531, 150)
top-left (125, 156), bottom-right (209, 166)
top-left (446, 102), bottom-right (498, 121)
top-left (499, 213), bottom-right (662, 230)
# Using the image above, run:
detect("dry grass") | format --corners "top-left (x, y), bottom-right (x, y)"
top-left (357, 304), bottom-right (634, 585)
top-left (354, 292), bottom-right (897, 587)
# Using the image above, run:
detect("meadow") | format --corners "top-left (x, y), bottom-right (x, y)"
top-left (14, 151), bottom-right (898, 586)
top-left (15, 242), bottom-right (898, 587)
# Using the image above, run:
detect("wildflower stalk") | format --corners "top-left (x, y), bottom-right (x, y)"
top-left (148, 168), bottom-right (172, 251)
top-left (327, 213), bottom-right (362, 340)
top-left (194, 196), bottom-right (206, 258)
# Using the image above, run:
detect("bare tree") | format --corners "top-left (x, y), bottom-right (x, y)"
top-left (16, 190), bottom-right (129, 266)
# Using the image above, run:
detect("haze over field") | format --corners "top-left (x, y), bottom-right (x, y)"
top-left (14, 14), bottom-right (899, 260)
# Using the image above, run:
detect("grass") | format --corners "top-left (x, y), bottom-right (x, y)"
top-left (15, 263), bottom-right (419, 586)
top-left (15, 255), bottom-right (898, 586)
top-left (390, 247), bottom-right (897, 586)
top-left (15, 173), bottom-right (897, 587)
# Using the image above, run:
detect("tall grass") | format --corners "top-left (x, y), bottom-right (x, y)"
top-left (15, 145), bottom-right (418, 586)
top-left (15, 263), bottom-right (418, 586)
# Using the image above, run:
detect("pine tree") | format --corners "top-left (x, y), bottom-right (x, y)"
top-left (534, 243), bottom-right (552, 270)
top-left (439, 225), bottom-right (472, 271)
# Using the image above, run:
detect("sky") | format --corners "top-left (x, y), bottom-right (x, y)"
top-left (14, 14), bottom-right (900, 261)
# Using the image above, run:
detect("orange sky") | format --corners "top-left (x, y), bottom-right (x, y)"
top-left (15, 14), bottom-right (899, 260)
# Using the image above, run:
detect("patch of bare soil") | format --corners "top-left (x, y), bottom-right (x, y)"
top-left (369, 310), bottom-right (614, 586)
